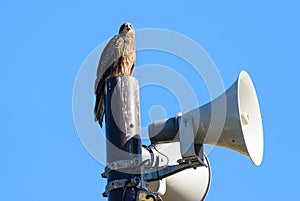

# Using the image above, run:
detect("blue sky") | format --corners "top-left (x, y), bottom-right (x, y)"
top-left (1, 1), bottom-right (299, 201)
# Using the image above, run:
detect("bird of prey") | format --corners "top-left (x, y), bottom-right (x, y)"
top-left (94, 22), bottom-right (136, 127)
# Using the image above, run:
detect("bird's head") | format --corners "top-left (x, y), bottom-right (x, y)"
top-left (119, 22), bottom-right (135, 36)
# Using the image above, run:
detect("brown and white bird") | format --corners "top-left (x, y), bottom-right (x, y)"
top-left (94, 22), bottom-right (136, 127)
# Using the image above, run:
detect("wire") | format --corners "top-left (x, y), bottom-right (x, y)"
top-left (152, 143), bottom-right (169, 168)
top-left (122, 177), bottom-right (141, 201)
top-left (121, 180), bottom-right (129, 201)
top-left (121, 179), bottom-right (135, 201)
top-left (121, 144), bottom-right (169, 201)
top-left (142, 144), bottom-right (155, 167)
top-left (149, 143), bottom-right (170, 200)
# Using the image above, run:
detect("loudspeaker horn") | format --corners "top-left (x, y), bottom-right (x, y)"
top-left (144, 142), bottom-right (211, 201)
top-left (148, 71), bottom-right (264, 166)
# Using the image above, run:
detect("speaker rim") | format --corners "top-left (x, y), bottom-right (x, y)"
top-left (237, 71), bottom-right (264, 166)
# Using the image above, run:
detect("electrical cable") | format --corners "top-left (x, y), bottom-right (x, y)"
top-left (152, 143), bottom-right (169, 168)
top-left (121, 179), bottom-right (129, 201)
top-left (142, 144), bottom-right (155, 167)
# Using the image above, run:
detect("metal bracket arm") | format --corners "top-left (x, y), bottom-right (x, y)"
top-left (143, 160), bottom-right (205, 182)
top-left (101, 158), bottom-right (140, 178)
top-left (103, 176), bottom-right (142, 197)
top-left (177, 114), bottom-right (207, 167)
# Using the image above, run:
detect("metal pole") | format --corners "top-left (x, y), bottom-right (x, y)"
top-left (104, 76), bottom-right (142, 201)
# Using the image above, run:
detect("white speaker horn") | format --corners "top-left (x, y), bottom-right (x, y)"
top-left (145, 143), bottom-right (211, 201)
top-left (149, 71), bottom-right (264, 166)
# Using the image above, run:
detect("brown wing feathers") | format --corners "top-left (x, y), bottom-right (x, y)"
top-left (94, 22), bottom-right (135, 128)
top-left (94, 57), bottom-right (123, 127)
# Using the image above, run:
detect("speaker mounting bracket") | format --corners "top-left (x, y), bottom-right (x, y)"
top-left (143, 160), bottom-right (203, 182)
top-left (177, 114), bottom-right (207, 167)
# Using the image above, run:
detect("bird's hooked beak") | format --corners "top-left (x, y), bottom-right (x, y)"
top-left (118, 22), bottom-right (134, 34)
top-left (125, 24), bottom-right (131, 31)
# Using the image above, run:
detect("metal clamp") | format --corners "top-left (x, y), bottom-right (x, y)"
top-left (177, 114), bottom-right (207, 167)
top-left (101, 158), bottom-right (140, 178)
top-left (103, 177), bottom-right (141, 197)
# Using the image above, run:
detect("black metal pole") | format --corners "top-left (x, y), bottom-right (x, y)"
top-left (104, 76), bottom-right (142, 201)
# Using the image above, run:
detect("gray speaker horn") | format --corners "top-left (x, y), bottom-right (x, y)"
top-left (149, 71), bottom-right (264, 166)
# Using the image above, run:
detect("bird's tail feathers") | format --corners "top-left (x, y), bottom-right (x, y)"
top-left (94, 82), bottom-right (106, 128)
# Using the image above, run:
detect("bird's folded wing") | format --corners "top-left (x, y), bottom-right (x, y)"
top-left (94, 35), bottom-right (125, 93)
